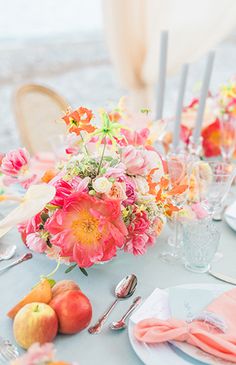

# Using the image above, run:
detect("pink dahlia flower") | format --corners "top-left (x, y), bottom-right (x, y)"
top-left (128, 211), bottom-right (150, 235)
top-left (1, 148), bottom-right (30, 176)
top-left (45, 192), bottom-right (128, 267)
top-left (26, 232), bottom-right (48, 253)
top-left (125, 233), bottom-right (152, 255)
top-left (51, 177), bottom-right (90, 206)
top-left (18, 213), bottom-right (43, 246)
top-left (123, 180), bottom-right (136, 206)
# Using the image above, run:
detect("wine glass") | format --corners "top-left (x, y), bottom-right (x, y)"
top-left (219, 115), bottom-right (236, 164)
top-left (194, 161), bottom-right (235, 216)
top-left (191, 160), bottom-right (235, 262)
top-left (160, 153), bottom-right (193, 263)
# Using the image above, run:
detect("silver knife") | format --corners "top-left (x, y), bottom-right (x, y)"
top-left (208, 270), bottom-right (236, 285)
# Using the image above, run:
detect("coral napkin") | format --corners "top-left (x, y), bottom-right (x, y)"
top-left (134, 288), bottom-right (236, 363)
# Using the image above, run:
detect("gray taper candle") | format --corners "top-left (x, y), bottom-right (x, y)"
top-left (192, 51), bottom-right (215, 144)
top-left (155, 30), bottom-right (168, 120)
top-left (173, 63), bottom-right (189, 152)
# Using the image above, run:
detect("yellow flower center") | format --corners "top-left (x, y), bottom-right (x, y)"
top-left (71, 209), bottom-right (102, 245)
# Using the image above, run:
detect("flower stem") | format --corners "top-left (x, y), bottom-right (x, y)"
top-left (97, 139), bottom-right (107, 175)
top-left (45, 259), bottom-right (61, 278)
top-left (80, 131), bottom-right (89, 156)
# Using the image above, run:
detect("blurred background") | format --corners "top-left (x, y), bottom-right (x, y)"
top-left (0, 0), bottom-right (236, 152)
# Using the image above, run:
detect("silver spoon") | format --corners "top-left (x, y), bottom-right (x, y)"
top-left (109, 296), bottom-right (142, 331)
top-left (0, 253), bottom-right (33, 273)
top-left (88, 274), bottom-right (137, 334)
top-left (0, 245), bottom-right (16, 261)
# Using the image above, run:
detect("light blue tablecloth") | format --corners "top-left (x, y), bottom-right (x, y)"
top-left (0, 220), bottom-right (235, 365)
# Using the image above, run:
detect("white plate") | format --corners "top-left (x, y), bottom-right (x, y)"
top-left (225, 202), bottom-right (236, 231)
top-left (225, 215), bottom-right (236, 231)
top-left (128, 283), bottom-right (231, 365)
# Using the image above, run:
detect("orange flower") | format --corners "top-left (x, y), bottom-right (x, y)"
top-left (63, 107), bottom-right (95, 135)
top-left (164, 203), bottom-right (180, 217)
top-left (201, 119), bottom-right (221, 157)
top-left (167, 185), bottom-right (188, 196)
top-left (41, 169), bottom-right (57, 183)
top-left (147, 168), bottom-right (158, 195)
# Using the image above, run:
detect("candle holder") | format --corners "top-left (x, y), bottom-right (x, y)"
top-left (170, 141), bottom-right (186, 154)
top-left (188, 135), bottom-right (203, 158)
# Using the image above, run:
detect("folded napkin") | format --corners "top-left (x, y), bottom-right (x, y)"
top-left (225, 201), bottom-right (236, 220)
top-left (134, 288), bottom-right (236, 363)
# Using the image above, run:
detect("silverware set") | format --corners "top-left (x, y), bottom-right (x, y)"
top-left (0, 336), bottom-right (19, 363)
top-left (88, 274), bottom-right (141, 334)
top-left (0, 253), bottom-right (32, 273)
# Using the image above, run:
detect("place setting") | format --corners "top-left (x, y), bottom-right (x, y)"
top-left (1, 8), bottom-right (236, 365)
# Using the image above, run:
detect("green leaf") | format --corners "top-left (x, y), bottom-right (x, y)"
top-left (65, 263), bottom-right (77, 273)
top-left (79, 267), bottom-right (88, 277)
top-left (47, 278), bottom-right (56, 288)
top-left (40, 212), bottom-right (49, 224)
top-left (103, 156), bottom-right (113, 162)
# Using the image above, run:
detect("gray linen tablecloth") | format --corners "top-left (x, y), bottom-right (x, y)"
top-left (0, 219), bottom-right (235, 365)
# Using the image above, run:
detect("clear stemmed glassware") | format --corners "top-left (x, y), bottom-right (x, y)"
top-left (194, 161), bottom-right (236, 216)
top-left (219, 115), bottom-right (236, 164)
top-left (160, 153), bottom-right (193, 264)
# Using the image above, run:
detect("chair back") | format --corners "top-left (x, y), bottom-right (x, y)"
top-left (14, 84), bottom-right (69, 154)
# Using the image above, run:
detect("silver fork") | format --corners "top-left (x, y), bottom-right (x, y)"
top-left (0, 337), bottom-right (19, 363)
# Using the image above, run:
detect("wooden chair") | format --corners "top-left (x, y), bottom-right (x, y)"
top-left (14, 84), bottom-right (69, 154)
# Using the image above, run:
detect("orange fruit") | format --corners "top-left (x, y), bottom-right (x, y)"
top-left (7, 279), bottom-right (52, 319)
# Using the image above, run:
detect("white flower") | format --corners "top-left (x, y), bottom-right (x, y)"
top-left (107, 182), bottom-right (127, 200)
top-left (92, 177), bottom-right (112, 194)
top-left (0, 184), bottom-right (56, 238)
top-left (133, 176), bottom-right (149, 194)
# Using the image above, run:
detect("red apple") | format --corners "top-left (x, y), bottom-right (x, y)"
top-left (13, 302), bottom-right (58, 349)
top-left (50, 290), bottom-right (92, 334)
top-left (52, 280), bottom-right (80, 298)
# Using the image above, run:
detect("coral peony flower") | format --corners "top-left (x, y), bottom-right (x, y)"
top-left (63, 107), bottom-right (95, 135)
top-left (92, 177), bottom-right (112, 194)
top-left (1, 148), bottom-right (30, 176)
top-left (26, 232), bottom-right (48, 253)
top-left (46, 192), bottom-right (128, 267)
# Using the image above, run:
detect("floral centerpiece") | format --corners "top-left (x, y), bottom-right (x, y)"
top-left (163, 78), bottom-right (236, 158)
top-left (11, 342), bottom-right (78, 365)
top-left (0, 105), bottom-right (182, 273)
